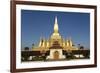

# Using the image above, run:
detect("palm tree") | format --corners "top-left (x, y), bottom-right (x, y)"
top-left (23, 47), bottom-right (30, 61)
top-left (77, 44), bottom-right (81, 58)
top-left (77, 44), bottom-right (84, 58)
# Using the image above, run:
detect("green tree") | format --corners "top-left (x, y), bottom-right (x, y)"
top-left (24, 47), bottom-right (29, 51)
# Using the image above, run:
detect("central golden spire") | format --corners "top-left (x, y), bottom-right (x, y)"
top-left (51, 16), bottom-right (61, 38)
top-left (54, 16), bottom-right (58, 33)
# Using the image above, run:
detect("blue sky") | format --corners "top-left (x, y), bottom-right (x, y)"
top-left (21, 10), bottom-right (90, 49)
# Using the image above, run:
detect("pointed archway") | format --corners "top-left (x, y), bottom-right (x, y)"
top-left (53, 51), bottom-right (59, 60)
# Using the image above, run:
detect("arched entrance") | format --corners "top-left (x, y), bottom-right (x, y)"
top-left (53, 51), bottom-right (59, 60)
